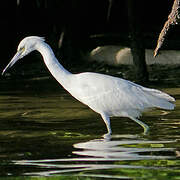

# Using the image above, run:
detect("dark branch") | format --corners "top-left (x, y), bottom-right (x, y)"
top-left (107, 0), bottom-right (113, 22)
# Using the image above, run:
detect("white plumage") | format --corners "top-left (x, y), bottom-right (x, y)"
top-left (2, 36), bottom-right (175, 138)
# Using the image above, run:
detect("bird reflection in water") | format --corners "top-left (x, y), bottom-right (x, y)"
top-left (73, 136), bottom-right (176, 160)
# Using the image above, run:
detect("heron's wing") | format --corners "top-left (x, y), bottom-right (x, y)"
top-left (69, 72), bottom-right (174, 117)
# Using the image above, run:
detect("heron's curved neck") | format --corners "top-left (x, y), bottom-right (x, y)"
top-left (36, 41), bottom-right (72, 88)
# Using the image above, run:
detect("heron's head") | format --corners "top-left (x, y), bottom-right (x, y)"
top-left (2, 36), bottom-right (45, 75)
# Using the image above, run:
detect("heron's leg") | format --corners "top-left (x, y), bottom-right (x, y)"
top-left (101, 113), bottom-right (112, 135)
top-left (130, 117), bottom-right (149, 135)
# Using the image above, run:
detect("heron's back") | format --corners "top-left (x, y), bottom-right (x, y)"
top-left (68, 72), bottom-right (175, 118)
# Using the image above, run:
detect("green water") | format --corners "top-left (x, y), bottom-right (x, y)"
top-left (0, 76), bottom-right (180, 180)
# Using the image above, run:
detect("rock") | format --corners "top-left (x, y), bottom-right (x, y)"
top-left (90, 46), bottom-right (180, 66)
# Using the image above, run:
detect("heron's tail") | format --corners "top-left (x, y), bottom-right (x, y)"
top-left (142, 88), bottom-right (175, 110)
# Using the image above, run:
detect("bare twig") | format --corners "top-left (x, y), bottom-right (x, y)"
top-left (154, 0), bottom-right (180, 57)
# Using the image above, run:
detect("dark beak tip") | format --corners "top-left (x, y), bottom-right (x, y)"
top-left (2, 51), bottom-right (21, 77)
top-left (1, 68), bottom-right (7, 76)
top-left (1, 66), bottom-right (9, 76)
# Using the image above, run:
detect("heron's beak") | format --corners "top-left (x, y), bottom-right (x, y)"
top-left (2, 51), bottom-right (21, 75)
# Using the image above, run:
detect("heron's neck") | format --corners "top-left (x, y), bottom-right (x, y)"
top-left (36, 42), bottom-right (72, 88)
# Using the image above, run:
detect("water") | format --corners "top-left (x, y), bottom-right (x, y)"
top-left (0, 77), bottom-right (180, 180)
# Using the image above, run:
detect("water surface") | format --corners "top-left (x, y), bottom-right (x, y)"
top-left (0, 77), bottom-right (180, 180)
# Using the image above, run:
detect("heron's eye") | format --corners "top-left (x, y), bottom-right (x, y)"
top-left (19, 47), bottom-right (25, 52)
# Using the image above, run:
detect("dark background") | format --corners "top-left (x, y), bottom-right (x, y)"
top-left (0, 0), bottom-right (178, 72)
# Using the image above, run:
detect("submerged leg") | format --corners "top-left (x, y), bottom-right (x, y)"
top-left (101, 113), bottom-right (112, 138)
top-left (130, 117), bottom-right (149, 135)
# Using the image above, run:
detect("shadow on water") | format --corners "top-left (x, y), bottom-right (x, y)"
top-left (0, 77), bottom-right (180, 180)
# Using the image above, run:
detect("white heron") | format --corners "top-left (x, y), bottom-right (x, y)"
top-left (2, 36), bottom-right (175, 138)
